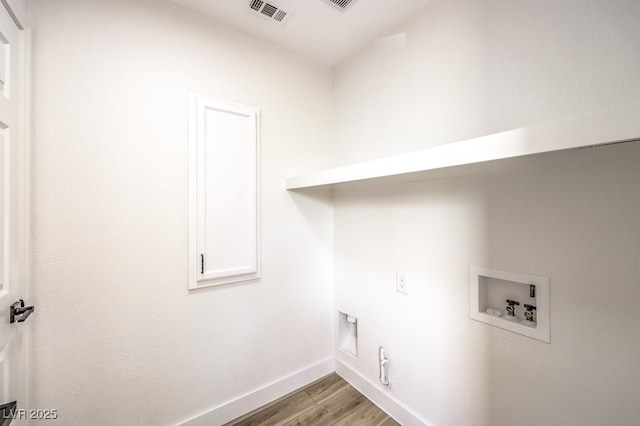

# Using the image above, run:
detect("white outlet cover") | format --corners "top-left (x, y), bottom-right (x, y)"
top-left (396, 271), bottom-right (408, 294)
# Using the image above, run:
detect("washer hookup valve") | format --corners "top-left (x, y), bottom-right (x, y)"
top-left (523, 304), bottom-right (537, 322)
top-left (506, 299), bottom-right (520, 316)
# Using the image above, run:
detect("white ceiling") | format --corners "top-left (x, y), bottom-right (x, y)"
top-left (161, 0), bottom-right (428, 66)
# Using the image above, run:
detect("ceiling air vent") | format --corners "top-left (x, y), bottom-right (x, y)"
top-left (247, 0), bottom-right (292, 25)
top-left (321, 0), bottom-right (357, 11)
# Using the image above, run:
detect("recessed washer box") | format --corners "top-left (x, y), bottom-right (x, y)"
top-left (470, 266), bottom-right (550, 343)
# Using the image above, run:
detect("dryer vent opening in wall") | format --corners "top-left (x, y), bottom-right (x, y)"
top-left (248, 0), bottom-right (292, 25)
top-left (321, 0), bottom-right (358, 11)
top-left (338, 312), bottom-right (357, 357)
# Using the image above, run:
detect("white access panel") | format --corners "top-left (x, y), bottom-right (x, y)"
top-left (189, 93), bottom-right (260, 289)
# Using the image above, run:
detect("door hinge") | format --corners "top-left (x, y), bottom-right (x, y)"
top-left (200, 254), bottom-right (204, 274)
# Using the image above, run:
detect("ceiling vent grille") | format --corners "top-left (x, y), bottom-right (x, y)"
top-left (247, 0), bottom-right (292, 25)
top-left (321, 0), bottom-right (357, 11)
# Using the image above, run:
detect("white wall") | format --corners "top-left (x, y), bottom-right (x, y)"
top-left (29, 0), bottom-right (334, 424)
top-left (333, 0), bottom-right (640, 424)
top-left (334, 0), bottom-right (640, 165)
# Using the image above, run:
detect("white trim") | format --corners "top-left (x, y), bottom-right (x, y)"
top-left (335, 360), bottom-right (432, 426)
top-left (17, 24), bottom-right (30, 415)
top-left (178, 358), bottom-right (335, 426)
top-left (286, 102), bottom-right (640, 189)
top-left (0, 0), bottom-right (26, 30)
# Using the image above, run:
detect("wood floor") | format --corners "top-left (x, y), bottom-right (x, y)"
top-left (225, 373), bottom-right (400, 426)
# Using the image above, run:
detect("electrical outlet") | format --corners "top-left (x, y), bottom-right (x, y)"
top-left (396, 271), bottom-right (408, 294)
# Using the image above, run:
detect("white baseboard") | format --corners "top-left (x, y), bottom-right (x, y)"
top-left (179, 358), bottom-right (335, 426)
top-left (335, 359), bottom-right (432, 426)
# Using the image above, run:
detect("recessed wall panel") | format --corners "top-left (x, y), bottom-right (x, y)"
top-left (189, 94), bottom-right (260, 289)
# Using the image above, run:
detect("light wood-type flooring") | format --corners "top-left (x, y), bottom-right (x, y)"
top-left (226, 373), bottom-right (400, 426)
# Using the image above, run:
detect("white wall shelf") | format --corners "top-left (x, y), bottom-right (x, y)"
top-left (286, 103), bottom-right (640, 190)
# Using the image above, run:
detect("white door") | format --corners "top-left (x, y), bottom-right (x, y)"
top-left (0, 1), bottom-right (29, 421)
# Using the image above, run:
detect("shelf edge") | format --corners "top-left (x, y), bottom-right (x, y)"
top-left (286, 102), bottom-right (640, 189)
